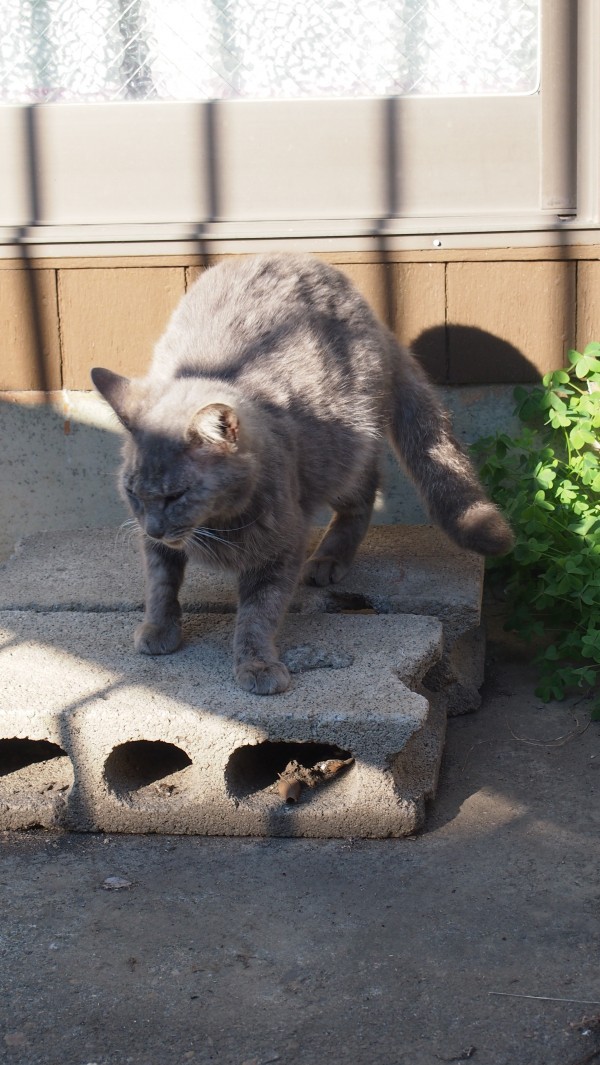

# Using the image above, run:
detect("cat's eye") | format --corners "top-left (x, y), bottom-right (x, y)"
top-left (165, 490), bottom-right (187, 505)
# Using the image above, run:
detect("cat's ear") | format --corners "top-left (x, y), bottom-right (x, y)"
top-left (91, 368), bottom-right (133, 429)
top-left (187, 403), bottom-right (239, 451)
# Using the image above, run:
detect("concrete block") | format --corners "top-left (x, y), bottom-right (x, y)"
top-left (0, 524), bottom-right (485, 715)
top-left (0, 610), bottom-right (444, 838)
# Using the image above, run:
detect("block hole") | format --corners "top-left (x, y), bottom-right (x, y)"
top-left (422, 659), bottom-right (452, 693)
top-left (0, 738), bottom-right (67, 777)
top-left (326, 591), bottom-right (376, 614)
top-left (104, 741), bottom-right (192, 796)
top-left (226, 740), bottom-right (353, 800)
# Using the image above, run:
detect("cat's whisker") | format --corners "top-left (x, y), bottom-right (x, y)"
top-left (115, 518), bottom-right (138, 539)
top-left (114, 518), bottom-right (140, 554)
top-left (190, 532), bottom-right (228, 560)
top-left (188, 534), bottom-right (221, 567)
top-left (204, 517), bottom-right (260, 534)
top-left (192, 528), bottom-right (244, 552)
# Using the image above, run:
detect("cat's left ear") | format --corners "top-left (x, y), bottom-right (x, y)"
top-left (91, 368), bottom-right (133, 429)
top-left (187, 403), bottom-right (239, 450)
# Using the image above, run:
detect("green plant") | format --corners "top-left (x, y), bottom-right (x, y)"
top-left (473, 344), bottom-right (600, 717)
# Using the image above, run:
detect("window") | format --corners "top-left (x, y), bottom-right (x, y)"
top-left (0, 0), bottom-right (594, 254)
top-left (2, 0), bottom-right (538, 101)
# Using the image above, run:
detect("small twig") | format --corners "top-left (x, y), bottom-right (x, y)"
top-left (489, 992), bottom-right (600, 1005)
top-left (436, 1048), bottom-right (476, 1062)
top-left (506, 715), bottom-right (591, 748)
top-left (569, 1012), bottom-right (600, 1034)
top-left (460, 740), bottom-right (492, 775)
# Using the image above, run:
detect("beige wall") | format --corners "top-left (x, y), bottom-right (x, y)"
top-left (1, 248), bottom-right (599, 394)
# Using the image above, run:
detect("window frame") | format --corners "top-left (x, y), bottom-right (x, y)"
top-left (0, 0), bottom-right (596, 258)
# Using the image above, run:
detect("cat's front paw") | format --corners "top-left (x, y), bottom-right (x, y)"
top-left (235, 659), bottom-right (290, 695)
top-left (303, 554), bottom-right (350, 587)
top-left (134, 620), bottom-right (182, 655)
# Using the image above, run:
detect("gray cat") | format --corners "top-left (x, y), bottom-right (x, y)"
top-left (92, 254), bottom-right (512, 694)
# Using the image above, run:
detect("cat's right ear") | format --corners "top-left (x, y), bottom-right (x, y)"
top-left (91, 368), bottom-right (133, 430)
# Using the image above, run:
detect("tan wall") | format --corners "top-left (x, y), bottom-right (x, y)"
top-left (2, 249), bottom-right (599, 393)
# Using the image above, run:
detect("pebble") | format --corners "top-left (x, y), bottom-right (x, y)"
top-left (101, 876), bottom-right (132, 890)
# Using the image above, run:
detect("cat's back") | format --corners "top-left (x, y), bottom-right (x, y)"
top-left (149, 255), bottom-right (387, 393)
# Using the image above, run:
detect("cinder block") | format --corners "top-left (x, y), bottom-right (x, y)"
top-left (0, 524), bottom-right (485, 715)
top-left (0, 611), bottom-right (444, 838)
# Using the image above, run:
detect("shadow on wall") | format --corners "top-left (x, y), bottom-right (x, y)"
top-left (412, 324), bottom-right (542, 385)
top-left (0, 396), bottom-right (127, 562)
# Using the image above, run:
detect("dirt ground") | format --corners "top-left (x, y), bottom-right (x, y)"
top-left (1, 602), bottom-right (600, 1065)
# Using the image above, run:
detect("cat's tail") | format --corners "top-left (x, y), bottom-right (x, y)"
top-left (388, 344), bottom-right (513, 556)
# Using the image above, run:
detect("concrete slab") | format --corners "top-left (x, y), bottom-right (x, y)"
top-left (0, 524), bottom-right (480, 619)
top-left (0, 523), bottom-right (485, 714)
top-left (0, 610), bottom-right (444, 838)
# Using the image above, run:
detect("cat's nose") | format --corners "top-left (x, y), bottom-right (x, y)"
top-left (144, 513), bottom-right (166, 540)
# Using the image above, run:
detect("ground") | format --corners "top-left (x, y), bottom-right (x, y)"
top-left (1, 601), bottom-right (599, 1065)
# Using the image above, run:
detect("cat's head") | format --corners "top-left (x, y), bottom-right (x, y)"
top-left (91, 367), bottom-right (259, 548)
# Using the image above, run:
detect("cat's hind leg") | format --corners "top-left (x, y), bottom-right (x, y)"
top-left (304, 460), bottom-right (378, 587)
top-left (134, 540), bottom-right (187, 655)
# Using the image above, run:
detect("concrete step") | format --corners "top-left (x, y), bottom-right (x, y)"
top-left (0, 610), bottom-right (443, 837)
top-left (0, 525), bottom-right (485, 838)
top-left (1, 524), bottom-right (485, 715)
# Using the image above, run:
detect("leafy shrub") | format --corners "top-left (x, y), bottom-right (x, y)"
top-left (473, 344), bottom-right (600, 716)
